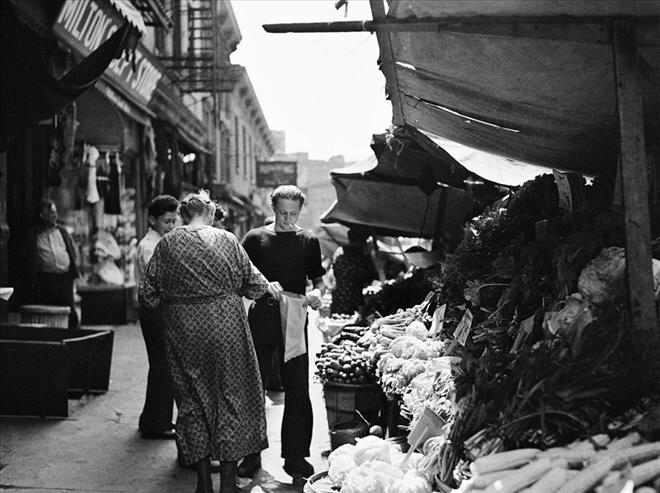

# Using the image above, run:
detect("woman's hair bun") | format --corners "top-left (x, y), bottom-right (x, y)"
top-left (180, 190), bottom-right (216, 223)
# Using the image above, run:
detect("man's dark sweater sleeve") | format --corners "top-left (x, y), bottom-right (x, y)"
top-left (306, 236), bottom-right (325, 281)
top-left (241, 230), bottom-right (258, 263)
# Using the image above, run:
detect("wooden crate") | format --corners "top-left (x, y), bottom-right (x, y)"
top-left (0, 325), bottom-right (114, 417)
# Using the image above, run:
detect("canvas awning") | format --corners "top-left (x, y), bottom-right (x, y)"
top-left (376, 0), bottom-right (660, 176)
top-left (322, 176), bottom-right (473, 240)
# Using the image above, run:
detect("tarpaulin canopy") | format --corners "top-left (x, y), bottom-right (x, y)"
top-left (378, 0), bottom-right (660, 176)
top-left (320, 127), bottom-right (508, 240)
top-left (322, 175), bottom-right (473, 240)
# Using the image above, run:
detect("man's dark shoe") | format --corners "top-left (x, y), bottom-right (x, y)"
top-left (237, 453), bottom-right (261, 478)
top-left (140, 428), bottom-right (176, 439)
top-left (283, 457), bottom-right (314, 479)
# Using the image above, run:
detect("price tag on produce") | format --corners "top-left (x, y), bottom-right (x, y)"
top-left (553, 169), bottom-right (573, 212)
top-left (430, 304), bottom-right (447, 336)
top-left (407, 407), bottom-right (446, 450)
top-left (453, 309), bottom-right (473, 346)
top-left (510, 313), bottom-right (535, 354)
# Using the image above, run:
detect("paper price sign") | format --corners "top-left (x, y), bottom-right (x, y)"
top-left (453, 309), bottom-right (473, 346)
top-left (407, 407), bottom-right (446, 449)
top-left (553, 169), bottom-right (573, 212)
top-left (521, 313), bottom-right (535, 334)
top-left (430, 304), bottom-right (447, 336)
top-left (510, 313), bottom-right (535, 354)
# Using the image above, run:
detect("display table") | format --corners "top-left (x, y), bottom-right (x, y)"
top-left (77, 284), bottom-right (137, 325)
top-left (0, 324), bottom-right (114, 417)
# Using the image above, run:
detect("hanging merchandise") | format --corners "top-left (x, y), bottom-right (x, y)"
top-left (143, 123), bottom-right (157, 175)
top-left (104, 152), bottom-right (122, 214)
top-left (47, 134), bottom-right (63, 187)
top-left (92, 230), bottom-right (123, 285)
top-left (84, 145), bottom-right (101, 204)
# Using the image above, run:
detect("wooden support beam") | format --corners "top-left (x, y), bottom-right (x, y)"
top-left (613, 19), bottom-right (659, 387)
top-left (263, 18), bottom-right (660, 47)
top-left (369, 0), bottom-right (404, 126)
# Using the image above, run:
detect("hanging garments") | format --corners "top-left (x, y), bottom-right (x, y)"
top-left (104, 151), bottom-right (122, 214)
top-left (84, 145), bottom-right (100, 204)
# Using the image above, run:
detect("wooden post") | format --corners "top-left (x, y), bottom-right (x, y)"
top-left (613, 19), bottom-right (659, 388)
top-left (0, 150), bottom-right (8, 287)
top-left (369, 0), bottom-right (405, 126)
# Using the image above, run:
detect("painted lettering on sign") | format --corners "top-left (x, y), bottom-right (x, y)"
top-left (55, 0), bottom-right (162, 105)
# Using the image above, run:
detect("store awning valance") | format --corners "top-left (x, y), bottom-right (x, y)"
top-left (1, 2), bottom-right (138, 144)
top-left (108, 0), bottom-right (147, 34)
top-left (378, 0), bottom-right (660, 176)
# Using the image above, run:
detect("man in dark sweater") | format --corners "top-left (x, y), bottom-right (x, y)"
top-left (241, 185), bottom-right (325, 480)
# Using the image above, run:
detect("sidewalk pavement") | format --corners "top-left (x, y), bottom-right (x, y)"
top-left (0, 314), bottom-right (330, 493)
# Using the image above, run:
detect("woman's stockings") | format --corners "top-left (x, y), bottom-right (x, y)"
top-left (195, 457), bottom-right (213, 493)
top-left (219, 461), bottom-right (238, 493)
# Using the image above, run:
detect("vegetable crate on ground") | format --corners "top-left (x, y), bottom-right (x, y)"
top-left (324, 382), bottom-right (385, 428)
top-left (0, 325), bottom-right (114, 417)
top-left (324, 382), bottom-right (386, 448)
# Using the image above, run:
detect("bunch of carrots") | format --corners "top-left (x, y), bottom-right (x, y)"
top-left (458, 432), bottom-right (660, 493)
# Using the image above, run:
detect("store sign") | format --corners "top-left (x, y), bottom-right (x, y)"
top-left (256, 161), bottom-right (298, 188)
top-left (54, 0), bottom-right (162, 107)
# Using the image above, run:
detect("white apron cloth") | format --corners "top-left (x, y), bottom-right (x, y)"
top-left (279, 291), bottom-right (307, 363)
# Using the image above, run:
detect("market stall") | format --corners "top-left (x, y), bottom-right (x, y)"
top-left (311, 172), bottom-right (660, 493)
top-left (266, 4), bottom-right (660, 492)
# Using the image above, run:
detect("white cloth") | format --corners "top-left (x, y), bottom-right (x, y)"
top-left (94, 230), bottom-right (121, 260)
top-left (279, 291), bottom-right (307, 363)
top-left (85, 145), bottom-right (100, 204)
top-left (135, 228), bottom-right (161, 286)
top-left (36, 227), bottom-right (70, 273)
top-left (95, 259), bottom-right (124, 285)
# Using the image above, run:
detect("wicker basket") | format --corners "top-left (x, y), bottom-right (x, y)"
top-left (304, 472), bottom-right (336, 493)
top-left (20, 305), bottom-right (71, 328)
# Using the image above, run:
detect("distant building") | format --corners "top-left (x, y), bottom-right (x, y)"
top-left (269, 149), bottom-right (352, 231)
top-left (271, 130), bottom-right (286, 154)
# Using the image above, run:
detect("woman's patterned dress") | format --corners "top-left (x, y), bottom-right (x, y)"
top-left (140, 225), bottom-right (269, 465)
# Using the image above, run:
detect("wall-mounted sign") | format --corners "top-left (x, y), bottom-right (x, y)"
top-left (256, 161), bottom-right (298, 188)
top-left (54, 0), bottom-right (162, 108)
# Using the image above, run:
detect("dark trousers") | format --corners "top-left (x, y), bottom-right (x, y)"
top-left (36, 272), bottom-right (78, 329)
top-left (255, 344), bottom-right (313, 459)
top-left (139, 305), bottom-right (174, 433)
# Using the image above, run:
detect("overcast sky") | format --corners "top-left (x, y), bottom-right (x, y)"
top-left (230, 0), bottom-right (392, 162)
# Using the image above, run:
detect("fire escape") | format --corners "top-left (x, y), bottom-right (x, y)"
top-left (160, 1), bottom-right (239, 102)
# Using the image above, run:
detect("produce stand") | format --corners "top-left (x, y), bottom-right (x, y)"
top-left (266, 3), bottom-right (660, 492)
top-left (311, 172), bottom-right (660, 493)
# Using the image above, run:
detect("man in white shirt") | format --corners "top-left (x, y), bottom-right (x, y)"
top-left (27, 199), bottom-right (79, 328)
top-left (136, 194), bottom-right (179, 439)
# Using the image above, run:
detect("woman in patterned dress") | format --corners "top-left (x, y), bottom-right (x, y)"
top-left (139, 191), bottom-right (282, 493)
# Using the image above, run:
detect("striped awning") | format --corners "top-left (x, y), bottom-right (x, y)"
top-left (108, 0), bottom-right (146, 34)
